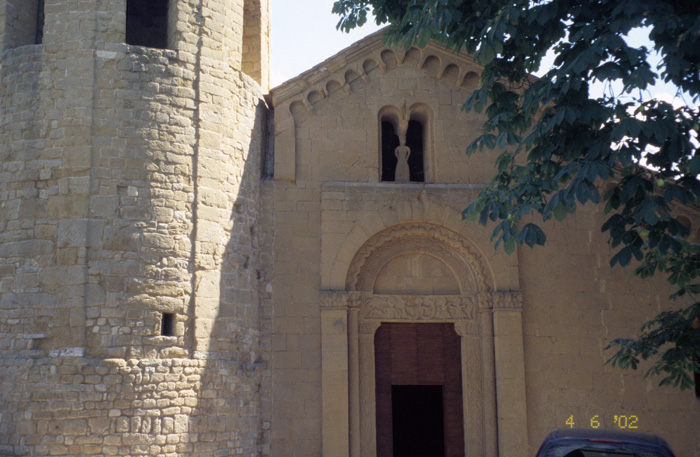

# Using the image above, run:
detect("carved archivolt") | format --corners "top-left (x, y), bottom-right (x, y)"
top-left (345, 222), bottom-right (492, 293)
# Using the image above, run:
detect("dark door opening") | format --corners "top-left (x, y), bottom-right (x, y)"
top-left (375, 323), bottom-right (464, 457)
top-left (392, 385), bottom-right (445, 457)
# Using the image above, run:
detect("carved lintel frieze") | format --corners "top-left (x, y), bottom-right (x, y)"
top-left (362, 294), bottom-right (477, 321)
top-left (320, 290), bottom-right (349, 310)
top-left (492, 291), bottom-right (523, 310)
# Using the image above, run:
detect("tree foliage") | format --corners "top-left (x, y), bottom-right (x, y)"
top-left (333, 0), bottom-right (700, 389)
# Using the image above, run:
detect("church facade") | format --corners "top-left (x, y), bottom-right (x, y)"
top-left (0, 1), bottom-right (698, 457)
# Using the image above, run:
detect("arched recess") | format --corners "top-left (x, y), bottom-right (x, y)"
top-left (319, 222), bottom-right (521, 457)
top-left (323, 196), bottom-right (505, 292)
top-left (346, 223), bottom-right (491, 293)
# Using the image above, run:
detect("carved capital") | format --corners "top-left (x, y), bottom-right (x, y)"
top-left (478, 292), bottom-right (493, 310)
top-left (348, 291), bottom-right (363, 309)
top-left (320, 290), bottom-right (349, 310)
top-left (492, 291), bottom-right (523, 310)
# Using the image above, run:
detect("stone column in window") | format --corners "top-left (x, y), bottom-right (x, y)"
top-left (394, 136), bottom-right (411, 182)
top-left (394, 108), bottom-right (410, 182)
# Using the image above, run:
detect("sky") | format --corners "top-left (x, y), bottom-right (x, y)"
top-left (270, 0), bottom-right (381, 87)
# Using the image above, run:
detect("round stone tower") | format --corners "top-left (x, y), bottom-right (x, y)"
top-left (0, 0), bottom-right (271, 455)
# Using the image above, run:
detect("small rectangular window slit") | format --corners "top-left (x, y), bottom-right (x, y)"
top-left (161, 312), bottom-right (174, 337)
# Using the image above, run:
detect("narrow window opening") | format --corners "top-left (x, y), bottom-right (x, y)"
top-left (380, 106), bottom-right (427, 183)
top-left (406, 119), bottom-right (425, 182)
top-left (161, 312), bottom-right (175, 336)
top-left (126, 0), bottom-right (169, 49)
top-left (34, 0), bottom-right (45, 44)
top-left (381, 121), bottom-right (400, 182)
top-left (392, 385), bottom-right (445, 457)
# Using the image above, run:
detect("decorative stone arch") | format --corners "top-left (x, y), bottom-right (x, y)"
top-left (324, 196), bottom-right (499, 291)
top-left (320, 222), bottom-right (526, 457)
top-left (346, 222), bottom-right (492, 294)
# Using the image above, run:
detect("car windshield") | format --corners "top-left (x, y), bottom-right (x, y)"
top-left (543, 443), bottom-right (668, 457)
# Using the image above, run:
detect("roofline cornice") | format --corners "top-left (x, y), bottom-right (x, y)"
top-left (269, 28), bottom-right (483, 107)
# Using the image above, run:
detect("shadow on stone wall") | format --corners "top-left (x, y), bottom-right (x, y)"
top-left (186, 90), bottom-right (270, 456)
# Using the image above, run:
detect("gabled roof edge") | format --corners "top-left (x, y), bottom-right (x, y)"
top-left (269, 27), bottom-right (483, 107)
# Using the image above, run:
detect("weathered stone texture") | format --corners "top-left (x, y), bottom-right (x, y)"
top-left (0, 357), bottom-right (262, 457)
top-left (1, 0), bottom-right (270, 456)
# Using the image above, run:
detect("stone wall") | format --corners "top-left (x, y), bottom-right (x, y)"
top-left (519, 206), bottom-right (700, 453)
top-left (0, 356), bottom-right (262, 456)
top-left (242, 0), bottom-right (271, 92)
top-left (0, 0), bottom-right (271, 455)
top-left (269, 33), bottom-right (700, 457)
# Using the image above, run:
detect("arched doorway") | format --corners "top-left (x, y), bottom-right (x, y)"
top-left (319, 222), bottom-right (524, 457)
top-left (347, 223), bottom-right (493, 457)
top-left (320, 208), bottom-right (528, 457)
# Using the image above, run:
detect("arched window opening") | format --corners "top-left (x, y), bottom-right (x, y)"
top-left (381, 120), bottom-right (400, 182)
top-left (126, 0), bottom-right (169, 49)
top-left (380, 104), bottom-right (428, 183)
top-left (406, 119), bottom-right (425, 182)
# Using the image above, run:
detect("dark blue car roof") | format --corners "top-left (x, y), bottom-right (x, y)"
top-left (537, 429), bottom-right (675, 457)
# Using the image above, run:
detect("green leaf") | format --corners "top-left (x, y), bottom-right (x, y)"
top-left (553, 202), bottom-right (573, 222)
top-left (518, 223), bottom-right (547, 247)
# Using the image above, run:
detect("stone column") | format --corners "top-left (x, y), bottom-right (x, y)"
top-left (492, 292), bottom-right (528, 457)
top-left (321, 292), bottom-right (350, 457)
top-left (359, 319), bottom-right (381, 457)
top-left (454, 320), bottom-right (486, 457)
top-left (348, 294), bottom-right (361, 457)
top-left (479, 295), bottom-right (499, 457)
